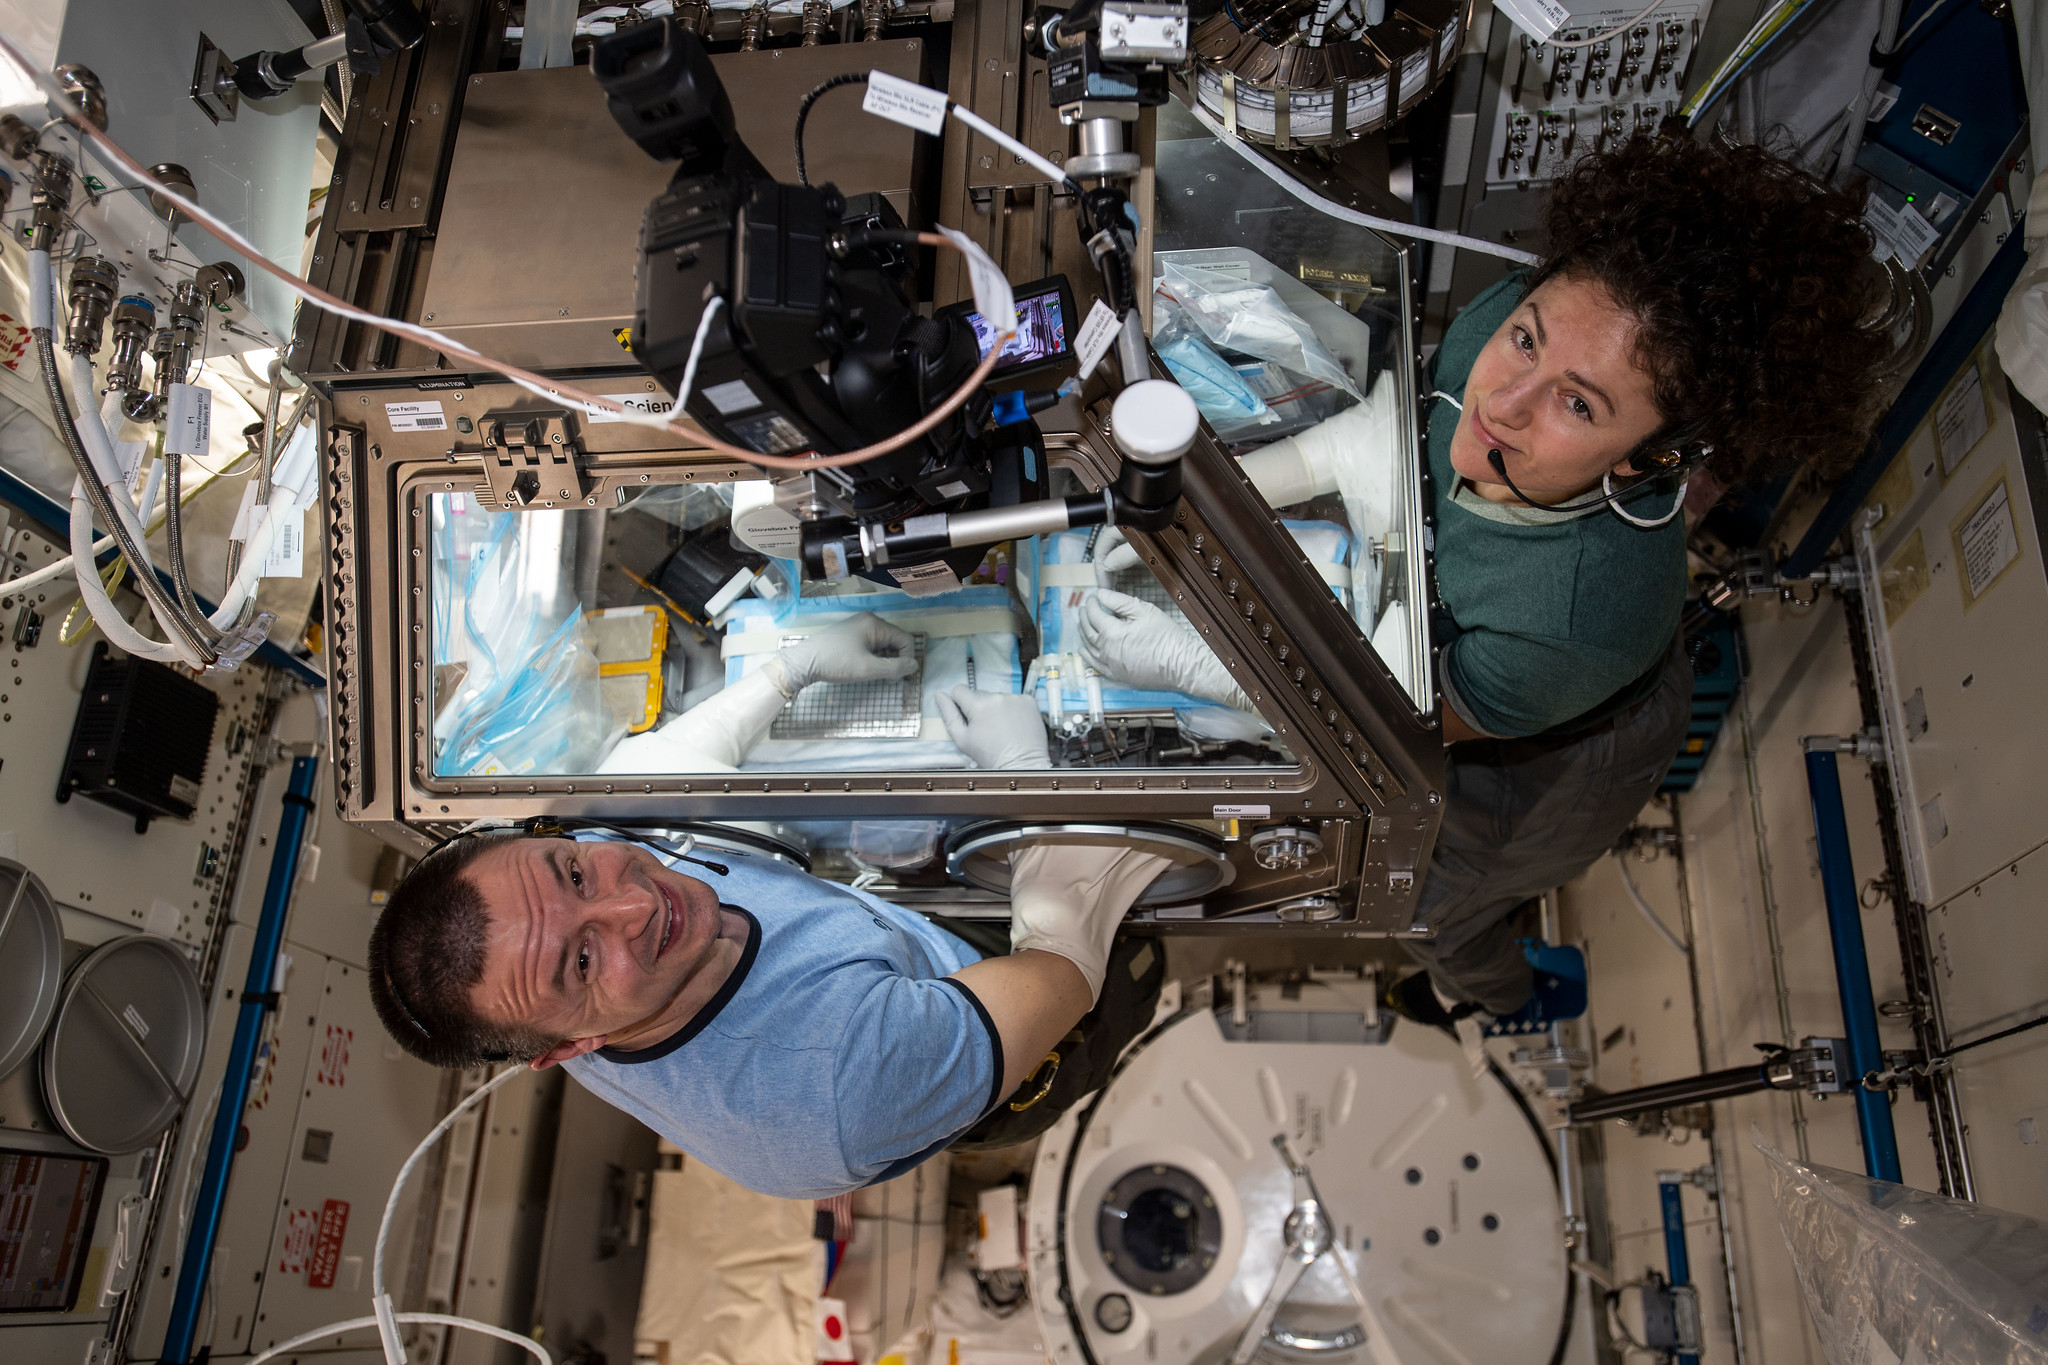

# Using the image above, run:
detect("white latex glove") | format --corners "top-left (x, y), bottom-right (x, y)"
top-left (936, 686), bottom-right (1051, 769)
top-left (1008, 843), bottom-right (1174, 1001)
top-left (598, 613), bottom-right (913, 773)
top-left (776, 612), bottom-right (917, 692)
top-left (1077, 589), bottom-right (1253, 711)
top-left (596, 667), bottom-right (787, 773)
top-left (1235, 372), bottom-right (1400, 544)
top-left (1090, 527), bottom-right (1143, 588)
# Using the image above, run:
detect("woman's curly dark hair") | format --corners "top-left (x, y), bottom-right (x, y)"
top-left (1531, 135), bottom-right (1891, 486)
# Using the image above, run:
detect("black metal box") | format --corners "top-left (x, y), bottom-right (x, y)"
top-left (56, 642), bottom-right (219, 832)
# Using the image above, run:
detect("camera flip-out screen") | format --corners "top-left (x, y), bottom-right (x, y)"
top-left (957, 276), bottom-right (1076, 377)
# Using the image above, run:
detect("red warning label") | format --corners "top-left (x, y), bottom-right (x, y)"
top-left (317, 1025), bottom-right (353, 1087)
top-left (308, 1199), bottom-right (350, 1289)
top-left (278, 1207), bottom-right (316, 1275)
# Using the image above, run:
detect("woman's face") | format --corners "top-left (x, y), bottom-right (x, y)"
top-left (1448, 274), bottom-right (1668, 505)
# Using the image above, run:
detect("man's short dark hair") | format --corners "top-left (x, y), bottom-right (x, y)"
top-left (367, 834), bottom-right (559, 1068)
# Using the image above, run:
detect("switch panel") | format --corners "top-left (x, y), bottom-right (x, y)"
top-left (1483, 3), bottom-right (1710, 188)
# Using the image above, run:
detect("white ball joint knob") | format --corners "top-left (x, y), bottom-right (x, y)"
top-left (1110, 379), bottom-right (1200, 467)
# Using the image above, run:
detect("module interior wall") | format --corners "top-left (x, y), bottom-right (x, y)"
top-left (1561, 571), bottom-right (1945, 1363)
top-left (0, 512), bottom-right (269, 949)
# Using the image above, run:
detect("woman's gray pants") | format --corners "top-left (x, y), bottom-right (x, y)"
top-left (1402, 643), bottom-right (1694, 1015)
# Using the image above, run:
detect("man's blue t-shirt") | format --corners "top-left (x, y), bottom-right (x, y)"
top-left (563, 838), bottom-right (999, 1199)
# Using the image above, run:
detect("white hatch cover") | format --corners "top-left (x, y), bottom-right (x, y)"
top-left (1027, 977), bottom-right (1571, 1364)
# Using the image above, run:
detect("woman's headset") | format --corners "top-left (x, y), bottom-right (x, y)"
top-left (1485, 439), bottom-right (1713, 529)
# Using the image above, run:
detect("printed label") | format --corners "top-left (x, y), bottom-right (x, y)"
top-left (939, 226), bottom-right (1016, 349)
top-left (587, 390), bottom-right (679, 425)
top-left (307, 1200), bottom-right (350, 1289)
top-left (168, 774), bottom-right (201, 806)
top-left (862, 70), bottom-right (949, 137)
top-left (888, 559), bottom-right (964, 597)
top-left (1955, 478), bottom-right (2020, 604)
top-left (1865, 195), bottom-right (1940, 268)
top-left (384, 400), bottom-right (447, 432)
top-left (317, 1025), bottom-right (352, 1087)
top-left (121, 1004), bottom-right (149, 1039)
top-left (263, 496), bottom-right (307, 579)
top-left (415, 376), bottom-right (472, 390)
top-left (1212, 803), bottom-right (1272, 818)
top-left (1075, 299), bottom-right (1121, 381)
top-left (702, 378), bottom-right (762, 415)
top-left (165, 382), bottom-right (211, 456)
top-left (1933, 364), bottom-right (1988, 476)
top-left (114, 439), bottom-right (147, 494)
top-left (1492, 0), bottom-right (1569, 40)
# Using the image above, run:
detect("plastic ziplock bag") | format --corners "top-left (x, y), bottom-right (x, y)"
top-left (1157, 260), bottom-right (1363, 407)
top-left (1154, 296), bottom-right (1276, 434)
top-left (433, 506), bottom-right (618, 777)
top-left (1756, 1130), bottom-right (2048, 1365)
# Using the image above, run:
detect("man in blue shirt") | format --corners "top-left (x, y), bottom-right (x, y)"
top-left (367, 827), bottom-right (1166, 1198)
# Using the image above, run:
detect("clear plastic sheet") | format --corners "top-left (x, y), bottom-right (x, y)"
top-left (1756, 1132), bottom-right (2048, 1365)
top-left (432, 501), bottom-right (619, 777)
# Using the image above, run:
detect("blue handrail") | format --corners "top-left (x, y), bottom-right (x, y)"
top-left (159, 753), bottom-right (321, 1364)
top-left (1801, 746), bottom-right (1904, 1183)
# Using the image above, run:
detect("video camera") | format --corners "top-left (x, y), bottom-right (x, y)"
top-left (591, 17), bottom-right (1188, 594)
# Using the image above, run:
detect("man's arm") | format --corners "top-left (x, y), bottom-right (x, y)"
top-left (950, 950), bottom-right (1093, 1101)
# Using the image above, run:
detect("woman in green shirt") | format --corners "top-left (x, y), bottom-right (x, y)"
top-left (1085, 132), bottom-right (1891, 1022)
top-left (1402, 133), bottom-right (1890, 1021)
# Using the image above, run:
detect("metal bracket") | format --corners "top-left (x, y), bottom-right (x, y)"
top-left (189, 34), bottom-right (238, 125)
top-left (477, 411), bottom-right (594, 510)
top-left (1794, 1035), bottom-right (1851, 1093)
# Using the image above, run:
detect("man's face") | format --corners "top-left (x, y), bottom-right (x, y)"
top-left (465, 838), bottom-right (728, 1058)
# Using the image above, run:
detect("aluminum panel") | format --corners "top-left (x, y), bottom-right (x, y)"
top-left (247, 954), bottom-right (442, 1357)
top-left (417, 45), bottom-right (926, 372)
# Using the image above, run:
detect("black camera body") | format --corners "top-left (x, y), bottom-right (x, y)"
top-left (594, 18), bottom-right (1045, 586)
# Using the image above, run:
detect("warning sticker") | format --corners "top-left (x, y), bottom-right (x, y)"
top-left (278, 1207), bottom-right (317, 1275)
top-left (384, 400), bottom-right (447, 433)
top-left (307, 1200), bottom-right (350, 1289)
top-left (317, 1024), bottom-right (352, 1087)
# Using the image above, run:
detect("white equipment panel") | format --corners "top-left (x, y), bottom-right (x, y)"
top-left (1029, 977), bottom-right (1571, 1364)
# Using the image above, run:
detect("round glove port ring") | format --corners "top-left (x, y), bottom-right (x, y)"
top-left (0, 859), bottom-right (64, 1083)
top-left (944, 822), bottom-right (1235, 906)
top-left (632, 823), bottom-right (813, 873)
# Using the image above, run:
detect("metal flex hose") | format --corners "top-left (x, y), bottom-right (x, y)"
top-left (31, 310), bottom-right (215, 663)
top-left (160, 452), bottom-right (221, 639)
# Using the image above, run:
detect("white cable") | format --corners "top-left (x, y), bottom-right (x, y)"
top-left (244, 1312), bottom-right (552, 1365)
top-left (677, 294), bottom-right (723, 409)
top-left (373, 1066), bottom-right (528, 1364)
top-left (946, 102), bottom-right (1073, 189)
top-left (1539, 0), bottom-right (1669, 50)
top-left (1184, 103), bottom-right (1541, 265)
top-left (1614, 853), bottom-right (1688, 957)
top-left (1603, 469), bottom-right (1688, 528)
top-left (67, 483), bottom-right (183, 663)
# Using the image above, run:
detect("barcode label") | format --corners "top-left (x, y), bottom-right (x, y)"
top-left (385, 400), bottom-right (447, 432)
